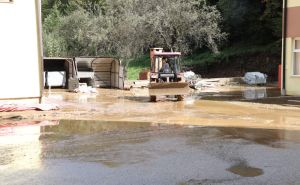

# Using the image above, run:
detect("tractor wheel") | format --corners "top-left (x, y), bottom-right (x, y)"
top-left (176, 95), bottom-right (184, 101)
top-left (150, 96), bottom-right (157, 102)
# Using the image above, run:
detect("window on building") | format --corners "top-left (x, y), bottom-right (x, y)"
top-left (293, 40), bottom-right (300, 75)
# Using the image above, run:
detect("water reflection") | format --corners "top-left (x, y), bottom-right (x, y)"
top-left (199, 87), bottom-right (280, 101)
top-left (0, 120), bottom-right (58, 170)
top-left (38, 120), bottom-right (173, 167)
top-left (243, 87), bottom-right (267, 100)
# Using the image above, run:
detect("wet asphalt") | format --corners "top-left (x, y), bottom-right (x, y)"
top-left (1, 120), bottom-right (300, 185)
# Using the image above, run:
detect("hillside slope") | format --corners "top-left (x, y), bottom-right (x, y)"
top-left (127, 43), bottom-right (281, 81)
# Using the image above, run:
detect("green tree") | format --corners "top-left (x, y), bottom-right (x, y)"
top-left (217, 0), bottom-right (262, 43)
top-left (260, 0), bottom-right (282, 39)
top-left (102, 0), bottom-right (226, 57)
top-left (42, 5), bottom-right (67, 56)
top-left (42, 0), bottom-right (226, 58)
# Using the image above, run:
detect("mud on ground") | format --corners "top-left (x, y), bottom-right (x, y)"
top-left (1, 85), bottom-right (300, 131)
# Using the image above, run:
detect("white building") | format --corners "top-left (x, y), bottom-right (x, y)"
top-left (0, 0), bottom-right (43, 103)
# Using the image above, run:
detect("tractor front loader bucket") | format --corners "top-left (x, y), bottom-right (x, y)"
top-left (148, 82), bottom-right (190, 96)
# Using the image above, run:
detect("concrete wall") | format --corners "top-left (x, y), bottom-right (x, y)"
top-left (0, 0), bottom-right (43, 101)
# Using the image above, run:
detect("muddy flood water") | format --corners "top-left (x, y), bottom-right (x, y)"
top-left (1, 120), bottom-right (300, 185)
top-left (1, 87), bottom-right (298, 130)
top-left (1, 87), bottom-right (300, 184)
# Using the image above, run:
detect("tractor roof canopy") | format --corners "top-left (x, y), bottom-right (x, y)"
top-left (153, 52), bottom-right (181, 57)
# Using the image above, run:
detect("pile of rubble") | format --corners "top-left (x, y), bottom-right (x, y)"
top-left (184, 71), bottom-right (243, 90)
top-left (184, 71), bottom-right (268, 90)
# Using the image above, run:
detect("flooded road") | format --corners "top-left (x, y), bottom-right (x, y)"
top-left (1, 120), bottom-right (300, 185)
top-left (1, 87), bottom-right (298, 131)
top-left (1, 87), bottom-right (300, 184)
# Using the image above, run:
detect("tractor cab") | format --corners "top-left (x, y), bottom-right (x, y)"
top-left (148, 48), bottom-right (189, 102)
top-left (150, 49), bottom-right (183, 83)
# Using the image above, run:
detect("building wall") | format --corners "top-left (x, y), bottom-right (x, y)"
top-left (287, 0), bottom-right (300, 8)
top-left (0, 0), bottom-right (42, 102)
top-left (284, 38), bottom-right (300, 95)
top-left (283, 1), bottom-right (300, 95)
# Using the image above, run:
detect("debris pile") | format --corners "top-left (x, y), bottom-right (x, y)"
top-left (184, 71), bottom-right (243, 90)
top-left (184, 71), bottom-right (201, 88)
top-left (0, 104), bottom-right (59, 112)
top-left (193, 79), bottom-right (221, 89)
top-left (243, 72), bottom-right (267, 85)
top-left (73, 83), bottom-right (97, 93)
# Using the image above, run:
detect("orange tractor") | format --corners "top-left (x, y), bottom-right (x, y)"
top-left (149, 48), bottom-right (190, 102)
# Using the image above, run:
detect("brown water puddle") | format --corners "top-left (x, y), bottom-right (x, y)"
top-left (227, 163), bottom-right (263, 177)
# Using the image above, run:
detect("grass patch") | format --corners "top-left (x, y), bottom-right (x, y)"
top-left (127, 55), bottom-right (150, 80)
